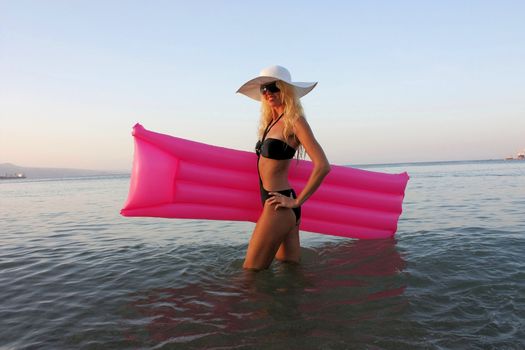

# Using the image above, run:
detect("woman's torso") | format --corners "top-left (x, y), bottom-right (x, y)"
top-left (257, 123), bottom-right (299, 191)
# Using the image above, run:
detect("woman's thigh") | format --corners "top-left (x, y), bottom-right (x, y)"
top-left (275, 224), bottom-right (300, 263)
top-left (243, 204), bottom-right (296, 270)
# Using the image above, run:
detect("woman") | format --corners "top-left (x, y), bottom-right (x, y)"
top-left (237, 65), bottom-right (331, 270)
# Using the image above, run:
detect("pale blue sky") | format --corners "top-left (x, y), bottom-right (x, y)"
top-left (1, 0), bottom-right (524, 170)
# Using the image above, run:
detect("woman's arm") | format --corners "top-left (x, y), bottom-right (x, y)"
top-left (269, 116), bottom-right (331, 209)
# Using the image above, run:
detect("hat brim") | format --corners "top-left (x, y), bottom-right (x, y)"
top-left (236, 76), bottom-right (317, 101)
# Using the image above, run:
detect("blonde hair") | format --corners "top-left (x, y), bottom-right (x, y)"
top-left (258, 80), bottom-right (305, 157)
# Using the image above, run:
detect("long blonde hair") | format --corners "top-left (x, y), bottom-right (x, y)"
top-left (258, 80), bottom-right (305, 156)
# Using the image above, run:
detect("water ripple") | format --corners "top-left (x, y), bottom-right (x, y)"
top-left (1, 163), bottom-right (524, 349)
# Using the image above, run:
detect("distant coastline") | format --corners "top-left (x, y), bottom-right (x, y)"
top-left (2, 159), bottom-right (522, 181)
top-left (0, 163), bottom-right (128, 180)
top-left (351, 158), bottom-right (519, 169)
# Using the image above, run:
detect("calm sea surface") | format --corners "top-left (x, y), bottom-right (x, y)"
top-left (1, 160), bottom-right (524, 349)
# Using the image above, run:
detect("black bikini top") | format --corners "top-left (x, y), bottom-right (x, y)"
top-left (255, 114), bottom-right (296, 160)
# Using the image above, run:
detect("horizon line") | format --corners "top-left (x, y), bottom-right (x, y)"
top-left (2, 158), bottom-right (521, 175)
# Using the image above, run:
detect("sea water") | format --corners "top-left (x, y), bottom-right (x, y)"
top-left (1, 160), bottom-right (524, 349)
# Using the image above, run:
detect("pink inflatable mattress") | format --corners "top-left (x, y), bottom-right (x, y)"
top-left (121, 124), bottom-right (409, 239)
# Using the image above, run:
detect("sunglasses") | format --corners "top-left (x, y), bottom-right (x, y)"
top-left (260, 82), bottom-right (280, 94)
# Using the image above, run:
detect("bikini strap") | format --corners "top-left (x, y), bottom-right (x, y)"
top-left (261, 113), bottom-right (284, 143)
top-left (257, 112), bottom-right (284, 187)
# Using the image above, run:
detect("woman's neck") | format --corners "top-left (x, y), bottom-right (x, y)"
top-left (272, 106), bottom-right (285, 120)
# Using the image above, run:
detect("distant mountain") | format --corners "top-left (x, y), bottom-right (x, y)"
top-left (0, 163), bottom-right (128, 179)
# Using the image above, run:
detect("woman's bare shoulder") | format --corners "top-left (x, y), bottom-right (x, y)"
top-left (294, 116), bottom-right (314, 136)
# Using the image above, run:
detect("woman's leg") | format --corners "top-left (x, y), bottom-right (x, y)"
top-left (243, 203), bottom-right (296, 270)
top-left (275, 224), bottom-right (300, 263)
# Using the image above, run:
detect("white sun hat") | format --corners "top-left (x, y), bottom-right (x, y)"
top-left (236, 65), bottom-right (317, 101)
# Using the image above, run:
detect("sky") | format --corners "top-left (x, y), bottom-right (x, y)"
top-left (1, 0), bottom-right (524, 171)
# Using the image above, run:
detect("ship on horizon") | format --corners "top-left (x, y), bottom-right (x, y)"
top-left (0, 173), bottom-right (26, 179)
top-left (505, 149), bottom-right (525, 161)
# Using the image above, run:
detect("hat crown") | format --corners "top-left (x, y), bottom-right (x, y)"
top-left (259, 65), bottom-right (291, 83)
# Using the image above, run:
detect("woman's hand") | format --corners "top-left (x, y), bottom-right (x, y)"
top-left (266, 192), bottom-right (299, 210)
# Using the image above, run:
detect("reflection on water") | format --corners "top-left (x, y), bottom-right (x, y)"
top-left (124, 239), bottom-right (407, 348)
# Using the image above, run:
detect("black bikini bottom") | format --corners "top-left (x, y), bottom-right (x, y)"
top-left (260, 186), bottom-right (301, 224)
